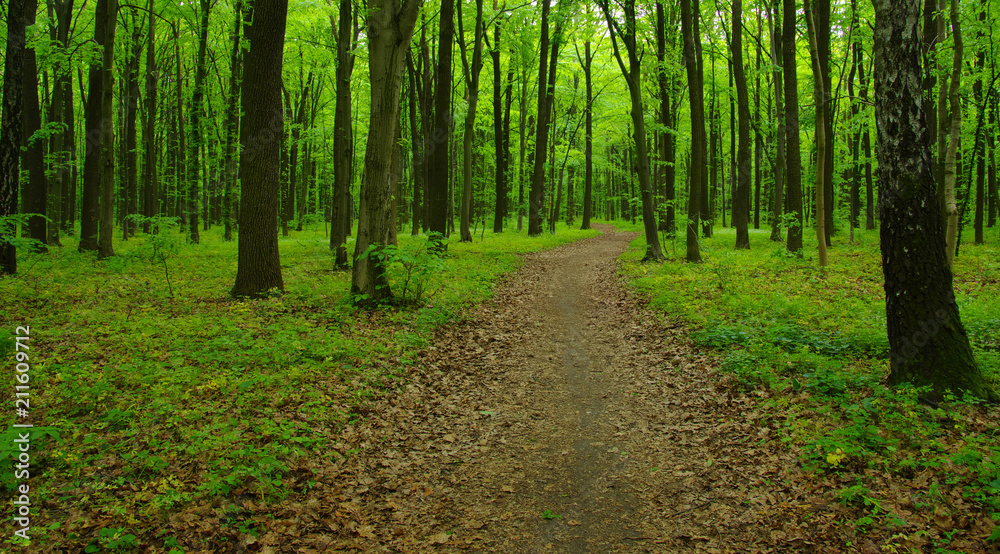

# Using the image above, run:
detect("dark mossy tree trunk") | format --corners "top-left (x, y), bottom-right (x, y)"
top-left (97, 0), bottom-right (118, 259)
top-left (47, 0), bottom-right (74, 246)
top-left (231, 0), bottom-right (288, 298)
top-left (350, 0), bottom-right (423, 301)
top-left (805, 0), bottom-right (828, 267)
top-left (732, 0), bottom-right (751, 250)
top-left (783, 0), bottom-right (803, 251)
top-left (142, 0), bottom-right (158, 233)
top-left (872, 0), bottom-right (998, 403)
top-left (22, 0), bottom-right (49, 250)
top-left (330, 0), bottom-right (356, 267)
top-left (491, 12), bottom-right (511, 233)
top-left (0, 0), bottom-right (26, 274)
top-left (681, 0), bottom-right (704, 262)
top-left (407, 51), bottom-right (422, 236)
top-left (79, 0), bottom-right (115, 254)
top-left (222, 0), bottom-right (243, 241)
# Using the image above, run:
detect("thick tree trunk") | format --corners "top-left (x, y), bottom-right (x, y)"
top-left (427, 0), bottom-right (454, 243)
top-left (872, 0), bottom-right (998, 403)
top-left (681, 0), bottom-right (704, 262)
top-left (528, 0), bottom-right (558, 236)
top-left (231, 0), bottom-right (288, 298)
top-left (656, 2), bottom-right (676, 236)
top-left (350, 0), bottom-right (422, 300)
top-left (491, 14), bottom-right (509, 233)
top-left (79, 0), bottom-right (111, 253)
top-left (0, 0), bottom-right (26, 274)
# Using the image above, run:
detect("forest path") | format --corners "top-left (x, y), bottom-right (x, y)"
top-left (310, 226), bottom-right (792, 552)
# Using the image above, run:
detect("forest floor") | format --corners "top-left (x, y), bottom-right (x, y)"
top-left (269, 226), bottom-right (804, 552)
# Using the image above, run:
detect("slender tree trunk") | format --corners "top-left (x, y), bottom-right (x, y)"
top-left (231, 0), bottom-right (288, 298)
top-left (222, 0), bottom-right (243, 241)
top-left (122, 26), bottom-right (141, 239)
top-left (581, 39), bottom-right (594, 230)
top-left (805, 0), bottom-right (828, 266)
top-left (753, 11), bottom-right (763, 232)
top-left (769, 0), bottom-right (785, 242)
top-left (0, 0), bottom-right (26, 274)
top-left (732, 0), bottom-right (751, 250)
top-left (681, 0), bottom-right (704, 262)
top-left (528, 0), bottom-right (556, 236)
top-left (330, 0), bottom-right (356, 267)
top-left (989, 99), bottom-right (998, 228)
top-left (142, 0), bottom-right (158, 233)
top-left (427, 0), bottom-right (454, 244)
top-left (22, 0), bottom-right (49, 249)
top-left (783, 0), bottom-right (803, 251)
top-left (872, 0), bottom-right (997, 403)
top-left (656, 1), bottom-right (676, 236)
top-left (943, 0), bottom-right (962, 266)
top-left (458, 0), bottom-right (485, 242)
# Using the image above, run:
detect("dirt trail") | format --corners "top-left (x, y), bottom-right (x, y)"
top-left (299, 226), bottom-right (795, 552)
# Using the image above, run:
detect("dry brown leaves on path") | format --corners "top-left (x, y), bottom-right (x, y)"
top-left (250, 226), bottom-right (813, 553)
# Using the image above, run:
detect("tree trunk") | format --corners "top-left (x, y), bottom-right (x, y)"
top-left (79, 0), bottom-right (112, 253)
top-left (528, 0), bottom-right (556, 236)
top-left (427, 0), bottom-right (454, 244)
top-left (222, 0), bottom-right (243, 241)
top-left (350, 0), bottom-right (423, 300)
top-left (768, 0), bottom-right (785, 242)
top-left (943, 0), bottom-right (962, 266)
top-left (231, 0), bottom-right (288, 298)
top-left (732, 0), bottom-right (751, 250)
top-left (142, 0), bottom-right (159, 233)
top-left (581, 38), bottom-right (594, 230)
top-left (22, 0), bottom-right (49, 250)
top-left (872, 0), bottom-right (998, 403)
top-left (0, 0), bottom-right (26, 274)
top-left (656, 1), bottom-right (676, 237)
top-left (491, 12), bottom-right (509, 233)
top-left (122, 24), bottom-right (141, 239)
top-left (681, 0), bottom-right (704, 262)
top-left (783, 0), bottom-right (803, 251)
top-left (330, 0), bottom-right (356, 267)
top-left (805, 0), bottom-right (828, 267)
top-left (457, 0), bottom-right (485, 242)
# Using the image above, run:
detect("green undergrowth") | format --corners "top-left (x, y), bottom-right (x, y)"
top-left (622, 225), bottom-right (1000, 550)
top-left (0, 220), bottom-right (598, 550)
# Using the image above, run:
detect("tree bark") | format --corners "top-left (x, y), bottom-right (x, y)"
top-left (222, 0), bottom-right (243, 241)
top-left (681, 0), bottom-right (704, 262)
top-left (943, 0), bottom-right (962, 266)
top-left (783, 0), bottom-right (803, 251)
top-left (732, 0), bottom-right (751, 250)
top-left (768, 0), bottom-right (785, 242)
top-left (528, 0), bottom-right (558, 236)
top-left (330, 0), bottom-right (356, 267)
top-left (0, 0), bottom-right (26, 274)
top-left (872, 0), bottom-right (998, 403)
top-left (142, 0), bottom-right (159, 233)
top-left (457, 0), bottom-right (485, 242)
top-left (350, 0), bottom-right (423, 300)
top-left (231, 0), bottom-right (288, 298)
top-left (805, 0), bottom-right (828, 267)
top-left (22, 0), bottom-right (49, 250)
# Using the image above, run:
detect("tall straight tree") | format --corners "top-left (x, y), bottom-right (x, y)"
top-left (350, 0), bottom-right (423, 300)
top-left (222, 0), bottom-right (244, 241)
top-left (0, 0), bottom-right (26, 275)
top-left (97, 0), bottom-right (118, 259)
top-left (872, 0), bottom-right (998, 403)
top-left (48, 0), bottom-right (75, 245)
top-left (597, 0), bottom-right (664, 260)
top-left (805, 0), bottom-right (828, 267)
top-left (491, 6), bottom-right (511, 233)
top-left (942, 0), bottom-right (962, 266)
top-left (528, 0), bottom-right (558, 236)
top-left (656, 1), bottom-right (676, 237)
top-left (768, 0), bottom-right (785, 243)
top-left (330, 0), bottom-right (357, 267)
top-left (231, 0), bottom-right (289, 298)
top-left (680, 0), bottom-right (704, 262)
top-left (457, 0), bottom-right (485, 242)
top-left (22, 0), bottom-right (49, 249)
top-left (783, 0), bottom-right (803, 252)
top-left (186, 0), bottom-right (211, 244)
top-left (79, 0), bottom-right (114, 253)
top-left (142, 0), bottom-right (158, 233)
top-left (427, 0), bottom-right (455, 243)
top-left (732, 0), bottom-right (751, 250)
top-left (579, 35), bottom-right (595, 231)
